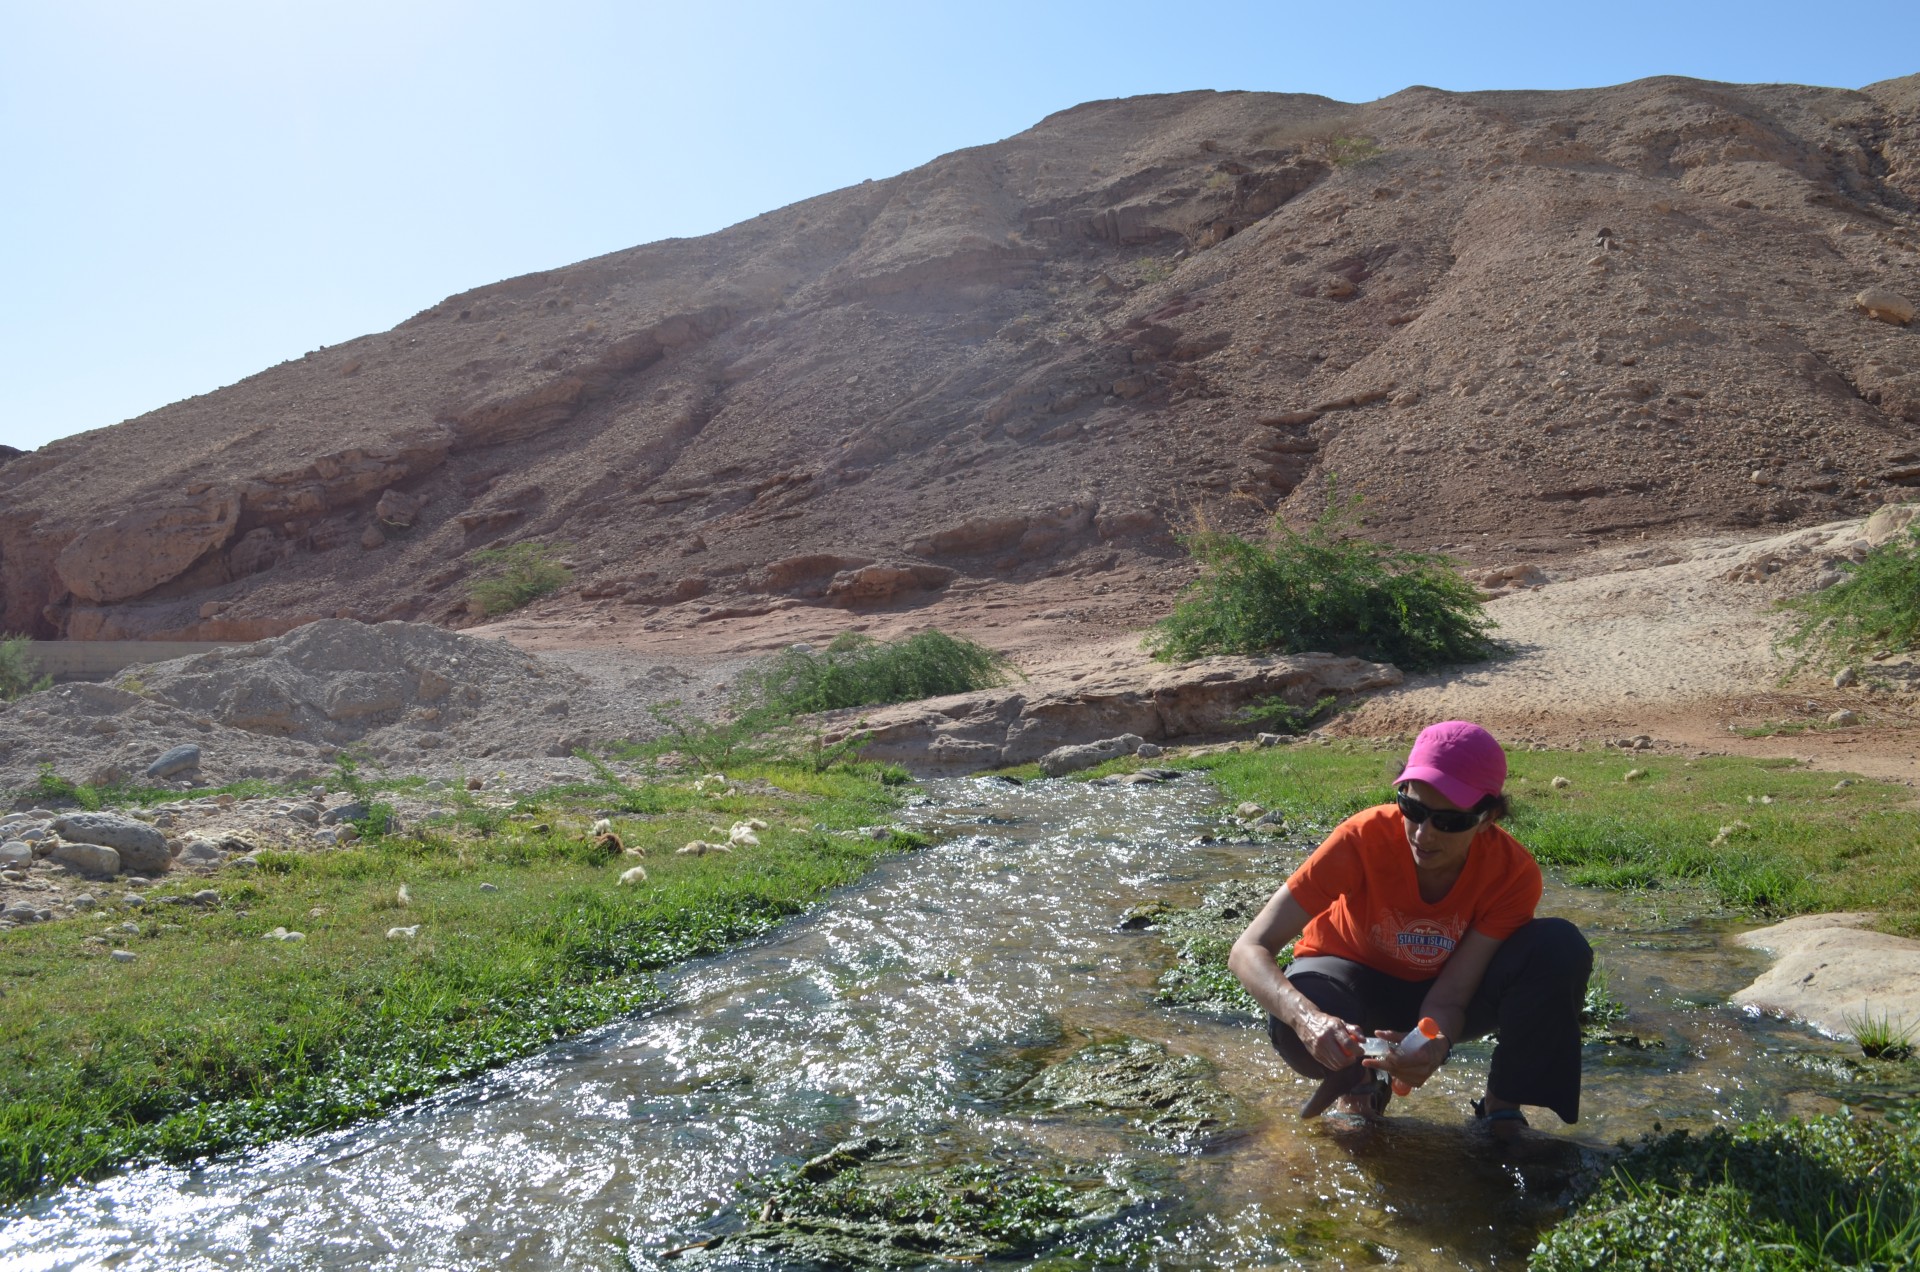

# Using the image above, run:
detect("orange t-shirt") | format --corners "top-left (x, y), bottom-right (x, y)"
top-left (1285, 803), bottom-right (1543, 979)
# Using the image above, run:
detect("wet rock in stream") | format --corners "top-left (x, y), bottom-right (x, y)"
top-left (1016, 1037), bottom-right (1239, 1145)
top-left (707, 1136), bottom-right (1154, 1268)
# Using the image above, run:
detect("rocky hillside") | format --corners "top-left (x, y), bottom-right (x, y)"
top-left (3, 74), bottom-right (1918, 642)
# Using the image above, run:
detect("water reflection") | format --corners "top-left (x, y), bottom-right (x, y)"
top-left (0, 775), bottom-right (1880, 1270)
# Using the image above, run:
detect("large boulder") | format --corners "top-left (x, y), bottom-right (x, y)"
top-left (52, 812), bottom-right (170, 874)
top-left (1731, 913), bottom-right (1920, 1039)
top-left (53, 494), bottom-right (241, 604)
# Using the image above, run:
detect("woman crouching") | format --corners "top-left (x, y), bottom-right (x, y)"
top-left (1227, 721), bottom-right (1592, 1135)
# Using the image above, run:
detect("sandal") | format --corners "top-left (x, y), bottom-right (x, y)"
top-left (1335, 1074), bottom-right (1393, 1121)
top-left (1471, 1097), bottom-right (1528, 1140)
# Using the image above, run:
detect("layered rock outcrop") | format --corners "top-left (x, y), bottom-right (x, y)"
top-left (5, 75), bottom-right (1919, 640)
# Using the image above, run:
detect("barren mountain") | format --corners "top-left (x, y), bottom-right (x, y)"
top-left (3, 74), bottom-right (1918, 645)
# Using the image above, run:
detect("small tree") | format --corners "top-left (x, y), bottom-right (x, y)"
top-left (468, 542), bottom-right (572, 616)
top-left (0, 633), bottom-right (50, 701)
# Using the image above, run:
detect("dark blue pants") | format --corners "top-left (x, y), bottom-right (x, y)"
top-left (1265, 916), bottom-right (1592, 1123)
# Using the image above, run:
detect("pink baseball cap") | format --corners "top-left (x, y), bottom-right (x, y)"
top-left (1395, 721), bottom-right (1507, 810)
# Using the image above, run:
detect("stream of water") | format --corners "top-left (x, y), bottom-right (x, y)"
top-left (1, 774), bottom-right (1894, 1270)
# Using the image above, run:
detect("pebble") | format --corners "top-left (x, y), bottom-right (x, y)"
top-left (1551, 776), bottom-right (1572, 789)
top-left (1235, 801), bottom-right (1265, 819)
top-left (110, 950), bottom-right (135, 962)
top-left (1135, 743), bottom-right (1163, 759)
top-left (1834, 779), bottom-right (1855, 790)
top-left (1624, 769), bottom-right (1648, 782)
top-left (72, 893), bottom-right (96, 910)
top-left (1827, 709), bottom-right (1860, 726)
top-left (1834, 668), bottom-right (1857, 689)
top-left (263, 927), bottom-right (305, 942)
top-left (479, 882), bottom-right (499, 893)
top-left (386, 925), bottom-right (420, 940)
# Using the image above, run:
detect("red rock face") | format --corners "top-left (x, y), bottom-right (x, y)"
top-left (4, 75), bottom-right (1920, 640)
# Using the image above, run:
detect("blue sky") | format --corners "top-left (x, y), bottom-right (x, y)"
top-left (3, 0), bottom-right (1915, 453)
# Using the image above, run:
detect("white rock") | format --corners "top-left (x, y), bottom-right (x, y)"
top-left (591, 818), bottom-right (613, 837)
top-left (0, 842), bottom-right (32, 869)
top-left (110, 950), bottom-right (136, 962)
top-left (1550, 776), bottom-right (1572, 789)
top-left (1834, 667), bottom-right (1857, 689)
top-left (1828, 709), bottom-right (1860, 726)
top-left (618, 865), bottom-right (649, 886)
top-left (478, 882), bottom-right (499, 893)
top-left (386, 925), bottom-right (420, 940)
top-left (50, 841), bottom-right (122, 879)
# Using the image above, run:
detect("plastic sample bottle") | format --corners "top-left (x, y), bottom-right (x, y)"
top-left (1361, 1017), bottom-right (1445, 1096)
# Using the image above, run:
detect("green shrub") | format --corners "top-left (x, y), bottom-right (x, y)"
top-left (467, 542), bottom-right (572, 616)
top-left (1778, 526), bottom-right (1920, 673)
top-left (1534, 1110), bottom-right (1920, 1270)
top-left (1145, 497), bottom-right (1502, 671)
top-left (743, 630), bottom-right (1014, 715)
top-left (0, 633), bottom-right (49, 701)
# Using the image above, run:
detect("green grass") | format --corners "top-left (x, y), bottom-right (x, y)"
top-left (1145, 495), bottom-right (1502, 672)
top-left (1779, 526), bottom-right (1920, 674)
top-left (1532, 1110), bottom-right (1920, 1270)
top-left (742, 629), bottom-right (1015, 715)
top-left (467, 541), bottom-right (572, 616)
top-left (1846, 1007), bottom-right (1918, 1062)
top-left (0, 762), bottom-right (914, 1202)
top-left (1185, 743), bottom-right (1920, 935)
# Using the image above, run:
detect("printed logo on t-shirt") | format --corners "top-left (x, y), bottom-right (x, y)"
top-left (1370, 910), bottom-right (1466, 970)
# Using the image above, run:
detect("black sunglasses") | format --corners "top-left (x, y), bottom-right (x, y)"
top-left (1395, 790), bottom-right (1484, 834)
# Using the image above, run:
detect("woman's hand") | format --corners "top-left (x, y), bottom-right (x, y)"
top-left (1294, 1009), bottom-right (1365, 1072)
top-left (1361, 1029), bottom-right (1449, 1091)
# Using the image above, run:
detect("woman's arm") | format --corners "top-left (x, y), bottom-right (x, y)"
top-left (1364, 927), bottom-right (1504, 1090)
top-left (1228, 885), bottom-right (1364, 1071)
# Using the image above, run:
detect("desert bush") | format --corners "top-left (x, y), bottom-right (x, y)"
top-left (467, 542), bottom-right (572, 615)
top-left (0, 633), bottom-right (49, 701)
top-left (1145, 496), bottom-right (1501, 672)
top-left (744, 630), bottom-right (1015, 715)
top-left (1778, 526), bottom-right (1920, 673)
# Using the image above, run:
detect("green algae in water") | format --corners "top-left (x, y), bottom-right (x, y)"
top-left (1016, 1038), bottom-right (1239, 1145)
top-left (1129, 873), bottom-right (1291, 1018)
top-left (718, 1137), bottom-right (1157, 1269)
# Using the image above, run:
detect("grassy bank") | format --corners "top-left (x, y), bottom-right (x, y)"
top-left (1534, 1109), bottom-right (1920, 1269)
top-left (0, 763), bottom-right (915, 1203)
top-left (1189, 742), bottom-right (1920, 936)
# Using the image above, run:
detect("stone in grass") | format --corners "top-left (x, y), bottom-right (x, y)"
top-left (110, 950), bottom-right (136, 963)
top-left (0, 842), bottom-right (31, 870)
top-left (320, 802), bottom-right (369, 826)
top-left (262, 927), bottom-right (305, 942)
top-left (386, 925), bottom-right (420, 940)
top-left (723, 1135), bottom-right (1152, 1269)
top-left (50, 841), bottom-right (121, 879)
top-left (144, 744), bottom-right (202, 780)
top-left (52, 813), bottom-right (170, 874)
